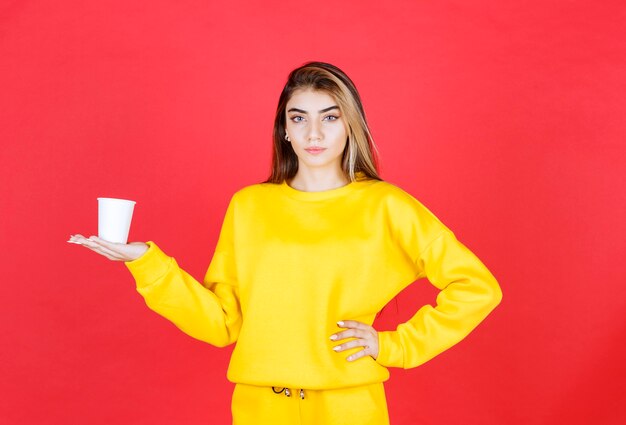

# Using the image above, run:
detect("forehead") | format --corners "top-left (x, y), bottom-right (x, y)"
top-left (287, 88), bottom-right (337, 108)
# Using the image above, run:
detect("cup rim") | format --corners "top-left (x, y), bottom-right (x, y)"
top-left (97, 197), bottom-right (136, 204)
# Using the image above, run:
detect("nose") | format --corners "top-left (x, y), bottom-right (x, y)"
top-left (307, 120), bottom-right (322, 142)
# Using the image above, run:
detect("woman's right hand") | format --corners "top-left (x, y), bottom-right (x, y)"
top-left (68, 234), bottom-right (149, 262)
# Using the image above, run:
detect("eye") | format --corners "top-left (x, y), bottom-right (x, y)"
top-left (290, 116), bottom-right (304, 123)
top-left (324, 115), bottom-right (339, 121)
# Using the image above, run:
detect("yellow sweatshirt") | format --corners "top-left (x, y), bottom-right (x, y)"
top-left (124, 174), bottom-right (502, 390)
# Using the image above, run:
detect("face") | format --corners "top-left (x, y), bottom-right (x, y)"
top-left (285, 88), bottom-right (348, 175)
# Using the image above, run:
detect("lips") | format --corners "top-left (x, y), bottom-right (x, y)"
top-left (305, 147), bottom-right (326, 154)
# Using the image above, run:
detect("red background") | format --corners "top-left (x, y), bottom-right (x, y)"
top-left (1, 1), bottom-right (624, 424)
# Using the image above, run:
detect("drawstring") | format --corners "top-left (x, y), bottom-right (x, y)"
top-left (272, 387), bottom-right (305, 399)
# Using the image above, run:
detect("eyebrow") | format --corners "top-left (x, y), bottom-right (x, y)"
top-left (287, 105), bottom-right (340, 114)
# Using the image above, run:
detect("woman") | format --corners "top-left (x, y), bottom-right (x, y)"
top-left (69, 61), bottom-right (503, 425)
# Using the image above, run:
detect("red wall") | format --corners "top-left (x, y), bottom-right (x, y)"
top-left (1, 1), bottom-right (624, 424)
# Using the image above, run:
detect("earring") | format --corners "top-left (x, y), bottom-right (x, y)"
top-left (285, 132), bottom-right (290, 142)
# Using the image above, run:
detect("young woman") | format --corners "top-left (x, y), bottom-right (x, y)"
top-left (69, 61), bottom-right (503, 425)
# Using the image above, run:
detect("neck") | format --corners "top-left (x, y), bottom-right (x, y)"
top-left (288, 168), bottom-right (350, 192)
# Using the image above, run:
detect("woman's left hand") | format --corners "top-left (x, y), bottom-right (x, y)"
top-left (330, 320), bottom-right (379, 362)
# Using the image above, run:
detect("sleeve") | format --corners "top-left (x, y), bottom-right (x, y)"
top-left (123, 195), bottom-right (242, 348)
top-left (375, 229), bottom-right (503, 369)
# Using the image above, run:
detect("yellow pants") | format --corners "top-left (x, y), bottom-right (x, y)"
top-left (231, 382), bottom-right (390, 425)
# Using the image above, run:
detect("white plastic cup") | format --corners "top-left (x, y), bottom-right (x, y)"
top-left (97, 197), bottom-right (136, 244)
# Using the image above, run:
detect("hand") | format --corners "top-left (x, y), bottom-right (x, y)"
top-left (330, 320), bottom-right (379, 362)
top-left (67, 234), bottom-right (149, 262)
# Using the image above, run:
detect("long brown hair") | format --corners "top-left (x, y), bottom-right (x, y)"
top-left (264, 61), bottom-right (382, 183)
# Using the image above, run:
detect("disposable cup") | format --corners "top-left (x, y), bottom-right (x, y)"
top-left (97, 197), bottom-right (136, 244)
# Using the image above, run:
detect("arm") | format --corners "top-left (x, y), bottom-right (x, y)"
top-left (124, 196), bottom-right (242, 348)
top-left (375, 230), bottom-right (502, 369)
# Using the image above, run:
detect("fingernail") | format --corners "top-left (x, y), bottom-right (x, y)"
top-left (333, 346), bottom-right (341, 351)
top-left (329, 335), bottom-right (337, 341)
top-left (337, 321), bottom-right (344, 327)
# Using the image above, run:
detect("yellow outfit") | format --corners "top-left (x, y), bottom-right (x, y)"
top-left (231, 382), bottom-right (389, 425)
top-left (124, 174), bottom-right (502, 423)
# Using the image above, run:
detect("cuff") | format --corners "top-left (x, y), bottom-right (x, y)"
top-left (124, 241), bottom-right (172, 288)
top-left (375, 330), bottom-right (404, 369)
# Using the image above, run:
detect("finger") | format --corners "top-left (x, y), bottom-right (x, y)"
top-left (97, 251), bottom-right (119, 261)
top-left (89, 237), bottom-right (128, 260)
top-left (68, 234), bottom-right (87, 244)
top-left (69, 234), bottom-right (95, 245)
top-left (89, 236), bottom-right (121, 250)
top-left (91, 243), bottom-right (125, 260)
top-left (345, 347), bottom-right (371, 362)
top-left (331, 328), bottom-right (370, 342)
top-left (81, 238), bottom-right (125, 260)
top-left (333, 338), bottom-right (369, 352)
top-left (337, 320), bottom-right (371, 330)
